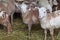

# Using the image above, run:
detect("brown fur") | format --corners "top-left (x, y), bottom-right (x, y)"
top-left (47, 12), bottom-right (56, 20)
top-left (0, 11), bottom-right (11, 34)
top-left (2, 0), bottom-right (15, 24)
top-left (22, 5), bottom-right (39, 24)
top-left (0, 0), bottom-right (15, 34)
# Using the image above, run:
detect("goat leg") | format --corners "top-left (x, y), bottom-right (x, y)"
top-left (7, 22), bottom-right (12, 35)
top-left (50, 29), bottom-right (54, 40)
top-left (44, 29), bottom-right (47, 40)
top-left (11, 14), bottom-right (13, 24)
top-left (28, 24), bottom-right (32, 39)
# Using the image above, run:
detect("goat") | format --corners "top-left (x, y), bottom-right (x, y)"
top-left (53, 0), bottom-right (58, 10)
top-left (38, 7), bottom-right (60, 40)
top-left (0, 1), bottom-right (13, 34)
top-left (0, 10), bottom-right (11, 34)
top-left (0, 0), bottom-right (15, 24)
top-left (16, 1), bottom-right (39, 38)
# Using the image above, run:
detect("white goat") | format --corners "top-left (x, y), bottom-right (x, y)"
top-left (38, 7), bottom-right (60, 40)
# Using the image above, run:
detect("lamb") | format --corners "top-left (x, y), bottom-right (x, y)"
top-left (0, 10), bottom-right (11, 35)
top-left (0, 1), bottom-right (14, 34)
top-left (21, 2), bottom-right (39, 35)
top-left (15, 1), bottom-right (39, 38)
top-left (0, 0), bottom-right (15, 24)
top-left (38, 7), bottom-right (60, 40)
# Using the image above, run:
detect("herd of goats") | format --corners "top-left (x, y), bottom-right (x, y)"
top-left (0, 0), bottom-right (60, 40)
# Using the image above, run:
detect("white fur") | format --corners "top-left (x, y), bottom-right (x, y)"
top-left (54, 10), bottom-right (60, 13)
top-left (50, 16), bottom-right (60, 28)
top-left (39, 7), bottom-right (60, 29)
top-left (39, 0), bottom-right (52, 13)
top-left (38, 7), bottom-right (47, 18)
top-left (32, 15), bottom-right (37, 23)
top-left (38, 7), bottom-right (60, 40)
top-left (0, 11), bottom-right (8, 18)
top-left (28, 8), bottom-right (31, 11)
top-left (0, 11), bottom-right (4, 17)
top-left (45, 4), bottom-right (52, 13)
top-left (20, 3), bottom-right (28, 13)
top-left (54, 10), bottom-right (60, 16)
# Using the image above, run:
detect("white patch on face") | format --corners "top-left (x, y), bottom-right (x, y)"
top-left (0, 11), bottom-right (4, 17)
top-left (38, 7), bottom-right (47, 18)
top-left (20, 3), bottom-right (28, 13)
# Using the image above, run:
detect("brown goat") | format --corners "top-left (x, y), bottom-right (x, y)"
top-left (0, 0), bottom-right (15, 24)
top-left (0, 10), bottom-right (11, 34)
top-left (16, 2), bottom-right (39, 38)
top-left (23, 4), bottom-right (39, 39)
top-left (0, 1), bottom-right (13, 34)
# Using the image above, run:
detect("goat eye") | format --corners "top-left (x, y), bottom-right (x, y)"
top-left (44, 12), bottom-right (45, 13)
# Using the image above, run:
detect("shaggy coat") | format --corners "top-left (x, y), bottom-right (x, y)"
top-left (38, 7), bottom-right (60, 40)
